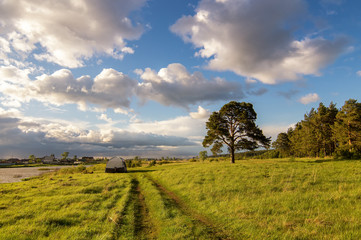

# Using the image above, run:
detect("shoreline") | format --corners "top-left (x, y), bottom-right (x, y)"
top-left (0, 165), bottom-right (82, 183)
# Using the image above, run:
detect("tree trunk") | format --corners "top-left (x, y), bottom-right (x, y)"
top-left (348, 122), bottom-right (351, 144)
top-left (230, 148), bottom-right (235, 163)
top-left (348, 121), bottom-right (352, 151)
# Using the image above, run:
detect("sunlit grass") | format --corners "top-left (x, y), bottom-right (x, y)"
top-left (0, 165), bottom-right (132, 239)
top-left (148, 159), bottom-right (361, 239)
top-left (2, 160), bottom-right (361, 239)
top-left (137, 174), bottom-right (216, 239)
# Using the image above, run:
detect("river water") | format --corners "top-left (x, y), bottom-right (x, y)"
top-left (0, 166), bottom-right (78, 183)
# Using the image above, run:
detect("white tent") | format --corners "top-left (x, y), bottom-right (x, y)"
top-left (105, 157), bottom-right (127, 173)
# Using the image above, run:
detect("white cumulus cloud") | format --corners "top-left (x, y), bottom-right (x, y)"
top-left (261, 123), bottom-right (296, 141)
top-left (0, 65), bottom-right (243, 111)
top-left (0, 67), bottom-right (137, 112)
top-left (0, 0), bottom-right (147, 68)
top-left (171, 0), bottom-right (348, 84)
top-left (298, 93), bottom-right (320, 105)
top-left (190, 106), bottom-right (211, 119)
top-left (136, 63), bottom-right (243, 108)
top-left (98, 114), bottom-right (113, 123)
top-left (129, 108), bottom-right (211, 139)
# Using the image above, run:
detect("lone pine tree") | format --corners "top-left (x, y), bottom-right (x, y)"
top-left (203, 101), bottom-right (270, 163)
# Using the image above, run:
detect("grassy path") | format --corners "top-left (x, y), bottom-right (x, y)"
top-left (116, 172), bottom-right (230, 239)
top-left (144, 174), bottom-right (233, 240)
top-left (130, 176), bottom-right (158, 240)
top-left (134, 184), bottom-right (157, 239)
top-left (110, 175), bottom-right (158, 240)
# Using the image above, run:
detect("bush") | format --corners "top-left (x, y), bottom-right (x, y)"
top-left (158, 160), bottom-right (171, 165)
top-left (352, 152), bottom-right (361, 160)
top-left (125, 159), bottom-right (142, 168)
top-left (57, 165), bottom-right (90, 174)
top-left (257, 150), bottom-right (280, 159)
top-left (209, 158), bottom-right (219, 162)
top-left (334, 150), bottom-right (355, 160)
top-left (77, 165), bottom-right (86, 172)
top-left (148, 160), bottom-right (156, 167)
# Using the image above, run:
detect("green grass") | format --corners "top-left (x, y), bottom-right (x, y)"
top-left (137, 174), bottom-right (218, 239)
top-left (0, 165), bottom-right (132, 239)
top-left (147, 159), bottom-right (361, 239)
top-left (2, 159), bottom-right (361, 239)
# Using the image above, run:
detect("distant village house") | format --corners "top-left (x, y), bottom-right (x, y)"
top-left (42, 155), bottom-right (57, 164)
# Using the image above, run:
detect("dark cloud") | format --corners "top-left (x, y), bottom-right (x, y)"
top-left (0, 114), bottom-right (196, 159)
top-left (278, 89), bottom-right (300, 99)
top-left (247, 88), bottom-right (268, 96)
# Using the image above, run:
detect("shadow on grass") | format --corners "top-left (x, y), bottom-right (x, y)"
top-left (128, 169), bottom-right (156, 173)
top-left (285, 158), bottom-right (361, 164)
top-left (312, 158), bottom-right (361, 163)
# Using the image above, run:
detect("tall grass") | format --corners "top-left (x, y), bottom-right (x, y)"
top-left (0, 165), bottom-right (132, 239)
top-left (147, 159), bottom-right (361, 239)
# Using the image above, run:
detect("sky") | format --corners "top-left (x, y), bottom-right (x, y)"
top-left (0, 0), bottom-right (360, 159)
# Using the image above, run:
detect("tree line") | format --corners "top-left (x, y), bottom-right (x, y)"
top-left (273, 99), bottom-right (361, 159)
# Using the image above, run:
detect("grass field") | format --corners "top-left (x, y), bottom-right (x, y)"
top-left (1, 159), bottom-right (361, 239)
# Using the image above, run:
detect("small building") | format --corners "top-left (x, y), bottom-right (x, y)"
top-left (105, 157), bottom-right (127, 173)
top-left (81, 156), bottom-right (94, 162)
top-left (42, 155), bottom-right (56, 164)
top-left (20, 159), bottom-right (30, 164)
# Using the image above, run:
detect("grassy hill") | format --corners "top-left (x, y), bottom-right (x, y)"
top-left (1, 159), bottom-right (361, 239)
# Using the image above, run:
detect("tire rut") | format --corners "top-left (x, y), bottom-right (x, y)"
top-left (109, 178), bottom-right (136, 240)
top-left (109, 176), bottom-right (157, 240)
top-left (133, 179), bottom-right (157, 239)
top-left (145, 174), bottom-right (234, 240)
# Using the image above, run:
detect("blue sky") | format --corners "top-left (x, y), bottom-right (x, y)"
top-left (0, 0), bottom-right (360, 159)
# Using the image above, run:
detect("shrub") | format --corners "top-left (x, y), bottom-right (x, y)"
top-left (57, 165), bottom-right (90, 174)
top-left (125, 159), bottom-right (142, 168)
top-left (148, 160), bottom-right (156, 167)
top-left (77, 165), bottom-right (86, 172)
top-left (158, 160), bottom-right (171, 165)
top-left (352, 151), bottom-right (361, 160)
top-left (333, 150), bottom-right (356, 160)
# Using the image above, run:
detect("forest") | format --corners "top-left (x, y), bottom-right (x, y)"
top-left (272, 99), bottom-right (361, 159)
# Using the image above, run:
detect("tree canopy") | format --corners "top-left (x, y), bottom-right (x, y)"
top-left (333, 99), bottom-right (361, 155)
top-left (199, 151), bottom-right (207, 161)
top-left (203, 101), bottom-right (270, 163)
top-left (61, 152), bottom-right (69, 160)
top-left (272, 99), bottom-right (361, 159)
top-left (272, 132), bottom-right (291, 156)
